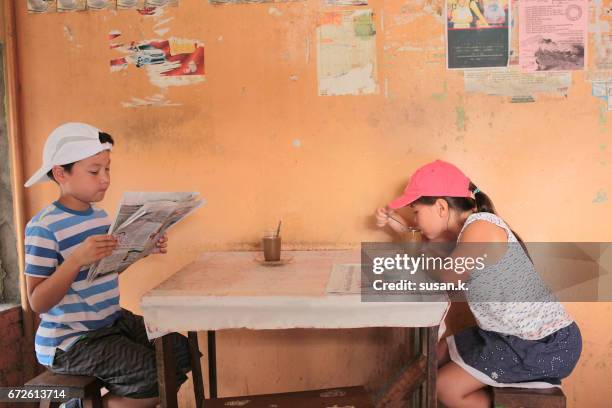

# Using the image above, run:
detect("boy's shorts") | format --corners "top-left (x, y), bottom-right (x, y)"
top-left (50, 308), bottom-right (197, 399)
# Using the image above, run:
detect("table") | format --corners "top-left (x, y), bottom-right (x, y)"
top-left (140, 250), bottom-right (449, 408)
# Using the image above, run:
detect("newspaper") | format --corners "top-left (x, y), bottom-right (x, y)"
top-left (326, 264), bottom-right (363, 295)
top-left (87, 192), bottom-right (204, 281)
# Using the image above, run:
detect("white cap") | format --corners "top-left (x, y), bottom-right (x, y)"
top-left (24, 122), bottom-right (113, 188)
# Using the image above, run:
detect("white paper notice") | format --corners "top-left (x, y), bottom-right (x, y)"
top-left (519, 0), bottom-right (587, 71)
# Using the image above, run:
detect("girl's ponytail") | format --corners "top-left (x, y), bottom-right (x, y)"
top-left (469, 182), bottom-right (496, 214)
top-left (467, 182), bottom-right (534, 263)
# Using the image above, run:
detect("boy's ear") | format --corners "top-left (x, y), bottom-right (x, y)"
top-left (51, 165), bottom-right (66, 183)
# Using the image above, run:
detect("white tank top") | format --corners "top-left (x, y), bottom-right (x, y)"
top-left (457, 212), bottom-right (574, 340)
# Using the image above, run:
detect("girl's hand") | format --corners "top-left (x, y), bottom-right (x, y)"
top-left (152, 233), bottom-right (168, 254)
top-left (376, 206), bottom-right (409, 234)
top-left (375, 207), bottom-right (393, 228)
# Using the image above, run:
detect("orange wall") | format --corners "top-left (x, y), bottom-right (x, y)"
top-left (13, 0), bottom-right (612, 406)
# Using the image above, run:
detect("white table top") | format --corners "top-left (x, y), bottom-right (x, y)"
top-left (140, 250), bottom-right (449, 335)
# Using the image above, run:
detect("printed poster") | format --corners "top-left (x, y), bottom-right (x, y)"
top-left (317, 10), bottom-right (378, 95)
top-left (446, 0), bottom-right (510, 68)
top-left (519, 0), bottom-right (587, 71)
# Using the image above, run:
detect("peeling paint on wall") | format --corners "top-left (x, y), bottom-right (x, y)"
top-left (456, 106), bottom-right (467, 131)
top-left (432, 81), bottom-right (448, 100)
top-left (63, 25), bottom-right (75, 42)
top-left (593, 189), bottom-right (609, 203)
top-left (317, 10), bottom-right (378, 96)
top-left (268, 7), bottom-right (283, 16)
top-left (121, 94), bottom-right (181, 107)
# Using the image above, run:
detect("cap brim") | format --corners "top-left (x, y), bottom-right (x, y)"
top-left (24, 166), bottom-right (52, 187)
top-left (388, 192), bottom-right (420, 209)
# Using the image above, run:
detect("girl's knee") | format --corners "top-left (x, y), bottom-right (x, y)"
top-left (437, 365), bottom-right (459, 405)
top-left (437, 363), bottom-right (470, 407)
top-left (437, 339), bottom-right (450, 366)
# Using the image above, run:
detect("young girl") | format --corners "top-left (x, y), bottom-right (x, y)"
top-left (375, 159), bottom-right (581, 408)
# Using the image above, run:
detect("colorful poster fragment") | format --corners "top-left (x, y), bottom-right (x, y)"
top-left (317, 10), bottom-right (378, 96)
top-left (519, 0), bottom-right (587, 71)
top-left (110, 33), bottom-right (205, 87)
top-left (446, 0), bottom-right (510, 68)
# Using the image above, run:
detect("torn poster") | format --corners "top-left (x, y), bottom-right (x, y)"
top-left (145, 0), bottom-right (178, 6)
top-left (323, 0), bottom-right (368, 5)
top-left (27, 0), bottom-right (57, 12)
top-left (110, 35), bottom-right (205, 87)
top-left (519, 0), bottom-right (587, 71)
top-left (117, 0), bottom-right (145, 8)
top-left (446, 0), bottom-right (510, 69)
top-left (317, 10), bottom-right (378, 96)
top-left (57, 0), bottom-right (87, 11)
top-left (591, 79), bottom-right (612, 110)
top-left (509, 0), bottom-right (520, 64)
top-left (590, 0), bottom-right (612, 71)
top-left (210, 0), bottom-right (298, 4)
top-left (87, 0), bottom-right (116, 9)
top-left (464, 67), bottom-right (571, 98)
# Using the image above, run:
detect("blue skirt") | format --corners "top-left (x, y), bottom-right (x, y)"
top-left (446, 322), bottom-right (581, 387)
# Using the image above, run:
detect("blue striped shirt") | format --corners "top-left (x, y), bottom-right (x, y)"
top-left (24, 200), bottom-right (121, 366)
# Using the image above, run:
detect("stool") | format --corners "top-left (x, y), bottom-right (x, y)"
top-left (493, 386), bottom-right (566, 408)
top-left (25, 370), bottom-right (103, 408)
top-left (205, 386), bottom-right (374, 408)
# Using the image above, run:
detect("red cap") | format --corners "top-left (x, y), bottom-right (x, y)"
top-left (388, 160), bottom-right (472, 209)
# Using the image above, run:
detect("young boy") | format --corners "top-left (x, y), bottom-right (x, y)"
top-left (24, 122), bottom-right (195, 408)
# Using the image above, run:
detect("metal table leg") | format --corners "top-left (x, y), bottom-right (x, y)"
top-left (207, 330), bottom-right (218, 399)
top-left (156, 334), bottom-right (178, 408)
top-left (424, 326), bottom-right (438, 408)
top-left (188, 331), bottom-right (205, 407)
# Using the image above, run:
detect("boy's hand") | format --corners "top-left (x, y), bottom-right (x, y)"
top-left (71, 235), bottom-right (118, 266)
top-left (151, 233), bottom-right (168, 254)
